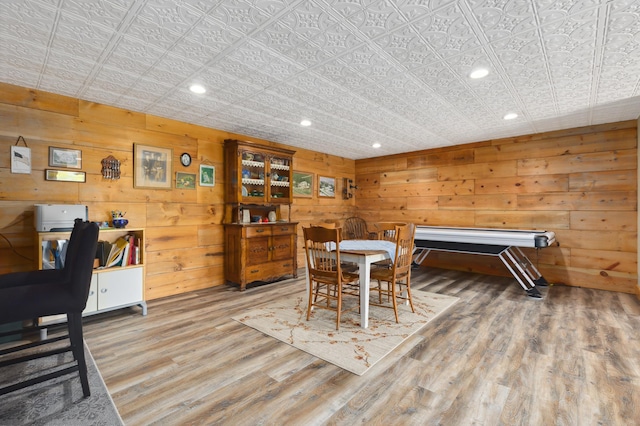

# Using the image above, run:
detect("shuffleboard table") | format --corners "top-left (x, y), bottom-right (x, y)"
top-left (413, 226), bottom-right (557, 298)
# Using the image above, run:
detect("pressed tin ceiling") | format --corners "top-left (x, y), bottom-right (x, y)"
top-left (1, 0), bottom-right (639, 160)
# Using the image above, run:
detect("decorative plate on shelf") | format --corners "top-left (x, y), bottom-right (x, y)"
top-left (242, 186), bottom-right (248, 196)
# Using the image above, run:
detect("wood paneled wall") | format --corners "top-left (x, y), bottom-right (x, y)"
top-left (1, 82), bottom-right (637, 297)
top-left (0, 83), bottom-right (355, 300)
top-left (355, 121), bottom-right (638, 295)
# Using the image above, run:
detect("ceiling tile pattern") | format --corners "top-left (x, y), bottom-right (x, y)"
top-left (1, 0), bottom-right (639, 159)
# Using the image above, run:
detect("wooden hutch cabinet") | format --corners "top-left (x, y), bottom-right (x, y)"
top-left (224, 139), bottom-right (298, 291)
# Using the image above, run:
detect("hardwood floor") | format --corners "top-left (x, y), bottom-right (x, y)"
top-left (81, 267), bottom-right (640, 425)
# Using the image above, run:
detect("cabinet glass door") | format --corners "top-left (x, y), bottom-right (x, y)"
top-left (241, 150), bottom-right (266, 202)
top-left (269, 155), bottom-right (291, 203)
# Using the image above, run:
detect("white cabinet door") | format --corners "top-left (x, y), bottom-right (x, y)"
top-left (97, 267), bottom-right (143, 310)
top-left (84, 274), bottom-right (98, 313)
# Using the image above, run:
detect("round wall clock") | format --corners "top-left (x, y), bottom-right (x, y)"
top-left (180, 153), bottom-right (192, 167)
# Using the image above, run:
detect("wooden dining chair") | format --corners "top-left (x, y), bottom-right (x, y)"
top-left (310, 221), bottom-right (359, 273)
top-left (303, 226), bottom-right (360, 330)
top-left (343, 217), bottom-right (374, 240)
top-left (372, 222), bottom-right (406, 241)
top-left (370, 222), bottom-right (406, 268)
top-left (310, 220), bottom-right (340, 229)
top-left (369, 223), bottom-right (416, 323)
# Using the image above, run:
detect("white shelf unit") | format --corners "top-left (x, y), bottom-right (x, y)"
top-left (37, 227), bottom-right (147, 325)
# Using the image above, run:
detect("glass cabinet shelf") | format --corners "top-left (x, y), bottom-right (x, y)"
top-left (242, 178), bottom-right (265, 185)
top-left (242, 160), bottom-right (265, 168)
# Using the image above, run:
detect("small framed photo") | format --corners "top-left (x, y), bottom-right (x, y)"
top-left (293, 171), bottom-right (313, 198)
top-left (49, 147), bottom-right (82, 169)
top-left (318, 176), bottom-right (336, 198)
top-left (45, 169), bottom-right (86, 182)
top-left (134, 143), bottom-right (173, 189)
top-left (11, 146), bottom-right (31, 174)
top-left (199, 164), bottom-right (215, 187)
top-left (176, 172), bottom-right (196, 189)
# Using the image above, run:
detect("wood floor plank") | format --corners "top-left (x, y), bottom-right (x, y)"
top-left (76, 267), bottom-right (640, 425)
top-left (581, 349), bottom-right (623, 424)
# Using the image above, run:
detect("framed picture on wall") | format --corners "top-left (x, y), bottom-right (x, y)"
top-left (134, 144), bottom-right (173, 189)
top-left (199, 164), bottom-right (215, 187)
top-left (45, 169), bottom-right (86, 182)
top-left (11, 146), bottom-right (31, 174)
top-left (49, 147), bottom-right (82, 169)
top-left (293, 171), bottom-right (313, 198)
top-left (176, 172), bottom-right (196, 189)
top-left (318, 175), bottom-right (335, 198)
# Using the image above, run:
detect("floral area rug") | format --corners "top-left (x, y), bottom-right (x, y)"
top-left (233, 290), bottom-right (459, 375)
top-left (0, 342), bottom-right (123, 426)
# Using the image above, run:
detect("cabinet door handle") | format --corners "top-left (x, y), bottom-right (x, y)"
top-left (283, 264), bottom-right (291, 267)
top-left (256, 229), bottom-right (265, 233)
top-left (280, 227), bottom-right (289, 232)
top-left (101, 288), bottom-right (108, 293)
top-left (90, 291), bottom-right (95, 296)
top-left (251, 269), bottom-right (259, 273)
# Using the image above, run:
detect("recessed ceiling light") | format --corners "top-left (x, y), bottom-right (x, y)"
top-left (469, 68), bottom-right (489, 79)
top-left (189, 84), bottom-right (206, 94)
top-left (372, 143), bottom-right (381, 149)
top-left (300, 119), bottom-right (311, 126)
top-left (503, 112), bottom-right (518, 120)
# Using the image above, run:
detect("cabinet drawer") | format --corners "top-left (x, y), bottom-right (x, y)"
top-left (268, 260), bottom-right (296, 279)
top-left (246, 226), bottom-right (271, 238)
top-left (272, 225), bottom-right (295, 236)
top-left (245, 260), bottom-right (295, 282)
top-left (245, 265), bottom-right (266, 282)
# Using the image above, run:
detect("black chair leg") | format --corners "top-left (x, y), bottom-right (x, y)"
top-left (68, 312), bottom-right (90, 397)
top-left (68, 313), bottom-right (82, 362)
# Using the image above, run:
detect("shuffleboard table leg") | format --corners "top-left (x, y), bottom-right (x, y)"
top-left (526, 287), bottom-right (542, 299)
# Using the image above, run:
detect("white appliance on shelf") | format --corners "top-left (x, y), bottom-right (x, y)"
top-left (34, 204), bottom-right (88, 232)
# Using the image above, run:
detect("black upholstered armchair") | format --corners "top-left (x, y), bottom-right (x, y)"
top-left (0, 219), bottom-right (99, 397)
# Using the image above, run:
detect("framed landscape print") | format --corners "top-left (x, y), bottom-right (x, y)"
top-left (318, 175), bottom-right (335, 198)
top-left (293, 171), bottom-right (313, 197)
top-left (176, 172), bottom-right (196, 189)
top-left (49, 146), bottom-right (82, 169)
top-left (134, 144), bottom-right (173, 189)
